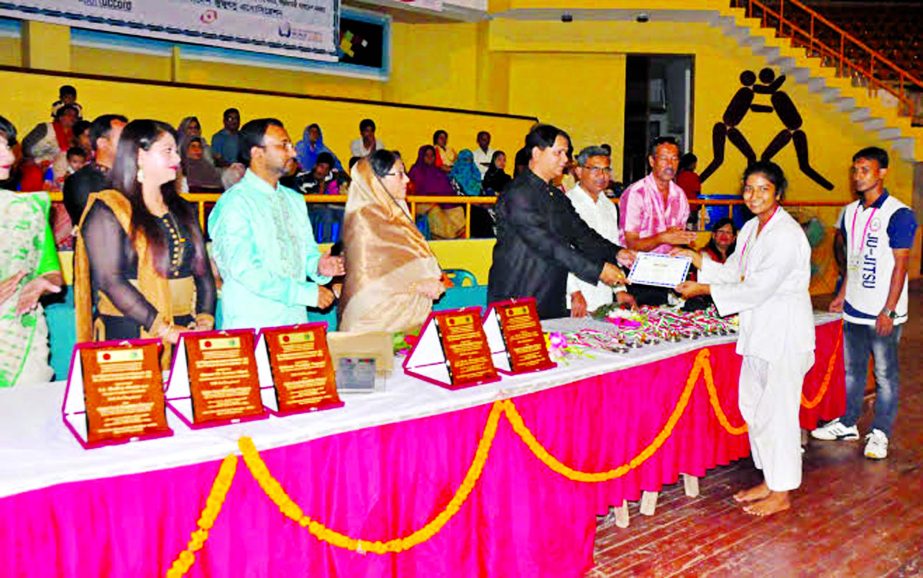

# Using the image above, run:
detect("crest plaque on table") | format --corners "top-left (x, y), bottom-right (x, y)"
top-left (403, 307), bottom-right (499, 390)
top-left (62, 339), bottom-right (172, 449)
top-left (166, 329), bottom-right (267, 428)
top-left (255, 323), bottom-right (344, 415)
top-left (484, 298), bottom-right (556, 375)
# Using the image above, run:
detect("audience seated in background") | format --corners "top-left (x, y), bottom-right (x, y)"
top-left (50, 84), bottom-right (83, 120)
top-left (481, 150), bottom-right (511, 195)
top-left (63, 114), bottom-right (127, 227)
top-left (291, 151), bottom-right (341, 195)
top-left (350, 118), bottom-right (384, 158)
top-left (211, 108), bottom-right (241, 167)
top-left (409, 145), bottom-right (464, 240)
top-left (0, 115), bottom-right (64, 387)
top-left (433, 129), bottom-right (456, 172)
top-left (452, 149), bottom-right (495, 238)
top-left (21, 104), bottom-right (80, 190)
top-left (177, 116), bottom-right (214, 164)
top-left (295, 123), bottom-right (343, 173)
top-left (72, 119), bottom-right (93, 159)
top-left (339, 149), bottom-right (444, 333)
top-left (676, 152), bottom-right (701, 200)
top-left (181, 137), bottom-right (224, 192)
top-left (65, 146), bottom-right (87, 175)
top-left (472, 130), bottom-right (495, 179)
top-left (701, 217), bottom-right (737, 264)
top-left (449, 149), bottom-right (483, 197)
top-left (75, 119), bottom-right (216, 368)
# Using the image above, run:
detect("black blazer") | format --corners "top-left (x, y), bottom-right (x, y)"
top-left (487, 170), bottom-right (622, 319)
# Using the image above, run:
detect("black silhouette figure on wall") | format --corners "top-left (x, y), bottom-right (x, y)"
top-left (700, 67), bottom-right (835, 191)
top-left (699, 70), bottom-right (769, 183)
top-left (755, 68), bottom-right (834, 190)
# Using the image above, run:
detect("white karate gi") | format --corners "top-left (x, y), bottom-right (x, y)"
top-left (699, 208), bottom-right (815, 491)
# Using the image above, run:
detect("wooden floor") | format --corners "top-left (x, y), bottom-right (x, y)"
top-left (589, 284), bottom-right (923, 577)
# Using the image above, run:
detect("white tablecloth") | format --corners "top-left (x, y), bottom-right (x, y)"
top-left (0, 313), bottom-right (840, 498)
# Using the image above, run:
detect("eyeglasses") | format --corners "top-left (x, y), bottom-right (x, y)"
top-left (582, 166), bottom-right (612, 175)
top-left (654, 156), bottom-right (680, 163)
top-left (261, 141), bottom-right (295, 151)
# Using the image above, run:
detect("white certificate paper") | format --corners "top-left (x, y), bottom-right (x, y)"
top-left (627, 253), bottom-right (692, 288)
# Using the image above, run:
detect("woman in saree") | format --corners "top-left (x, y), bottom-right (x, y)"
top-left (75, 120), bottom-right (216, 366)
top-left (409, 144), bottom-right (465, 240)
top-left (0, 116), bottom-right (64, 387)
top-left (339, 149), bottom-right (445, 333)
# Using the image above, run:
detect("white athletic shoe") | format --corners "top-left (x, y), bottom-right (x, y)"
top-left (811, 419), bottom-right (860, 441)
top-left (864, 429), bottom-right (889, 460)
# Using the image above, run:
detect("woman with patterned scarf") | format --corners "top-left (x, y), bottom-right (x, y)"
top-left (75, 120), bottom-right (216, 368)
top-left (0, 116), bottom-right (64, 387)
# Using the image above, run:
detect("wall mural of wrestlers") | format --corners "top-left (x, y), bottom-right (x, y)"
top-left (700, 67), bottom-right (834, 191)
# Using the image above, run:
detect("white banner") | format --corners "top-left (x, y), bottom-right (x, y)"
top-left (0, 0), bottom-right (339, 61)
top-left (398, 0), bottom-right (442, 11)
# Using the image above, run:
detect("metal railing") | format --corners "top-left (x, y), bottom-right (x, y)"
top-left (45, 192), bottom-right (848, 239)
top-left (732, 0), bottom-right (923, 120)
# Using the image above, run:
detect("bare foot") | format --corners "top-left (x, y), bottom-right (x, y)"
top-left (733, 482), bottom-right (771, 503)
top-left (743, 491), bottom-right (791, 517)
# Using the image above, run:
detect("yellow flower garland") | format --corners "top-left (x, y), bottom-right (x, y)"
top-left (172, 334), bottom-right (844, 574)
top-left (502, 348), bottom-right (712, 482)
top-left (166, 453), bottom-right (238, 578)
top-left (801, 324), bottom-right (843, 409)
top-left (238, 398), bottom-right (505, 555)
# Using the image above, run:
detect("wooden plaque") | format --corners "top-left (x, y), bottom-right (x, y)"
top-left (433, 309), bottom-right (499, 388)
top-left (181, 330), bottom-right (265, 426)
top-left (260, 324), bottom-right (343, 414)
top-left (494, 299), bottom-right (555, 374)
top-left (72, 340), bottom-right (171, 447)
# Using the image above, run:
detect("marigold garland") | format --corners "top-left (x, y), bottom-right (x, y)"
top-left (502, 349), bottom-right (711, 482)
top-left (238, 398), bottom-right (505, 555)
top-left (166, 453), bottom-right (238, 578)
top-left (701, 353), bottom-right (749, 435)
top-left (801, 324), bottom-right (843, 409)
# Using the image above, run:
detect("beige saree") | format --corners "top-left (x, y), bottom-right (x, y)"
top-left (339, 160), bottom-right (442, 333)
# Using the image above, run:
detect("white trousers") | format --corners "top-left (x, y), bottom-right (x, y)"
top-left (739, 351), bottom-right (815, 492)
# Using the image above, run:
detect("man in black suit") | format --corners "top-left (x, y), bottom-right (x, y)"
top-left (488, 124), bottom-right (634, 319)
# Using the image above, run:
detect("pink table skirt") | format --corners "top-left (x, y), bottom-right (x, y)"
top-left (0, 322), bottom-right (844, 578)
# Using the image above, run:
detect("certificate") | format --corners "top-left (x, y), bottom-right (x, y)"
top-left (627, 252), bottom-right (692, 288)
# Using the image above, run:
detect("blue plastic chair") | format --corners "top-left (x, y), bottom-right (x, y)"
top-left (443, 268), bottom-right (477, 288)
top-left (416, 215), bottom-right (431, 240)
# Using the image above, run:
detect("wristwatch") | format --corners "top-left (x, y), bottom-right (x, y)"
top-left (881, 307), bottom-right (898, 319)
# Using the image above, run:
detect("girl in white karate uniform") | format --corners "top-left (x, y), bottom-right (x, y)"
top-left (675, 161), bottom-right (815, 517)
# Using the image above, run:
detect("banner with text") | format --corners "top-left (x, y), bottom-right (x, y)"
top-left (0, 0), bottom-right (339, 61)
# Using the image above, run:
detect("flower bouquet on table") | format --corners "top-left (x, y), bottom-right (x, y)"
top-left (392, 330), bottom-right (420, 357)
top-left (543, 331), bottom-right (593, 364)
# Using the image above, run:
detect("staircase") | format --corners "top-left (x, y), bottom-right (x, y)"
top-left (710, 1), bottom-right (923, 163)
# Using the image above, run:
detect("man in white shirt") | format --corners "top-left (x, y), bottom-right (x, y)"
top-left (566, 146), bottom-right (637, 316)
top-left (349, 118), bottom-right (385, 159)
top-left (472, 130), bottom-right (496, 179)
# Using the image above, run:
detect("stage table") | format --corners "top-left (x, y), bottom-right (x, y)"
top-left (0, 315), bottom-right (844, 578)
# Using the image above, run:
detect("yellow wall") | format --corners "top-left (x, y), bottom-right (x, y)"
top-left (0, 37), bottom-right (20, 66)
top-left (508, 52), bottom-right (626, 181)
top-left (0, 69), bottom-right (534, 169)
top-left (71, 45), bottom-right (171, 82)
top-left (386, 22), bottom-right (480, 110)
